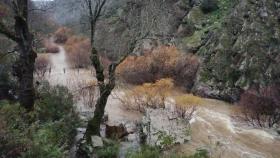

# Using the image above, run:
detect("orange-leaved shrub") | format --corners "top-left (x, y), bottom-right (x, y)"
top-left (64, 36), bottom-right (91, 68)
top-left (53, 27), bottom-right (72, 44)
top-left (239, 85), bottom-right (280, 128)
top-left (174, 94), bottom-right (203, 120)
top-left (118, 78), bottom-right (174, 112)
top-left (117, 46), bottom-right (199, 90)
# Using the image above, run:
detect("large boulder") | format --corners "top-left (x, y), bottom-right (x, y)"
top-left (141, 108), bottom-right (191, 148)
top-left (91, 136), bottom-right (104, 148)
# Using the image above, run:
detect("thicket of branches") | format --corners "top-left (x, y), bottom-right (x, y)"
top-left (239, 85), bottom-right (280, 128)
top-left (117, 46), bottom-right (200, 90)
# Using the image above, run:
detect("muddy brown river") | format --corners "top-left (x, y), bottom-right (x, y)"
top-left (38, 46), bottom-right (280, 158)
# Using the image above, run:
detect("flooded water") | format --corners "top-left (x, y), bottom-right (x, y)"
top-left (178, 99), bottom-right (280, 158)
top-left (41, 46), bottom-right (280, 158)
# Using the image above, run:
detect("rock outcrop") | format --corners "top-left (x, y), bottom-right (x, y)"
top-left (141, 108), bottom-right (191, 148)
top-left (193, 0), bottom-right (280, 101)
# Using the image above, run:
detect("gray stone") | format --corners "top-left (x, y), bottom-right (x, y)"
top-left (91, 136), bottom-right (104, 148)
top-left (142, 108), bottom-right (192, 148)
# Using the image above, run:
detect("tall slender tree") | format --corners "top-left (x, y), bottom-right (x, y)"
top-left (77, 0), bottom-right (143, 157)
top-left (0, 0), bottom-right (36, 111)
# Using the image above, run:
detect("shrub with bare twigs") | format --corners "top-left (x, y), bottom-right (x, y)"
top-left (239, 85), bottom-right (280, 128)
top-left (174, 94), bottom-right (203, 121)
top-left (64, 36), bottom-right (91, 68)
top-left (117, 46), bottom-right (200, 90)
top-left (70, 78), bottom-right (98, 109)
top-left (118, 78), bottom-right (174, 112)
top-left (35, 55), bottom-right (50, 79)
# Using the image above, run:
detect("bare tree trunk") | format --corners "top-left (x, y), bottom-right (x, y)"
top-left (77, 1), bottom-right (139, 156)
top-left (14, 0), bottom-right (37, 111)
top-left (15, 50), bottom-right (36, 111)
top-left (84, 46), bottom-right (116, 141)
top-left (84, 87), bottom-right (111, 140)
top-left (0, 0), bottom-right (36, 111)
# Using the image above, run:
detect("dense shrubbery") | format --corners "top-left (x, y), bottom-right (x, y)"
top-left (0, 61), bottom-right (16, 100)
top-left (64, 36), bottom-right (111, 69)
top-left (118, 78), bottom-right (174, 112)
top-left (0, 82), bottom-right (79, 158)
top-left (64, 36), bottom-right (92, 68)
top-left (117, 46), bottom-right (199, 91)
top-left (239, 85), bottom-right (280, 128)
top-left (126, 145), bottom-right (161, 158)
top-left (95, 139), bottom-right (120, 158)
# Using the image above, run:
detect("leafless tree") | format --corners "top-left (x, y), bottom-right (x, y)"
top-left (76, 0), bottom-right (146, 156)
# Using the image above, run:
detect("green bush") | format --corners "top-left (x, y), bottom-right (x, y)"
top-left (35, 81), bottom-right (75, 122)
top-left (21, 144), bottom-right (64, 158)
top-left (0, 82), bottom-right (79, 158)
top-left (95, 140), bottom-right (120, 158)
top-left (126, 145), bottom-right (161, 158)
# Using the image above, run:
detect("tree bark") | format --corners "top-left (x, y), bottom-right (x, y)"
top-left (84, 86), bottom-right (112, 141)
top-left (0, 0), bottom-right (36, 111)
top-left (14, 0), bottom-right (37, 111)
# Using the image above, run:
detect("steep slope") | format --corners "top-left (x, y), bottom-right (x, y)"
top-left (94, 0), bottom-right (190, 59)
top-left (193, 0), bottom-right (280, 101)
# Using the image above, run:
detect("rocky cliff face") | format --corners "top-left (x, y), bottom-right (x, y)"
top-left (193, 0), bottom-right (280, 101)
